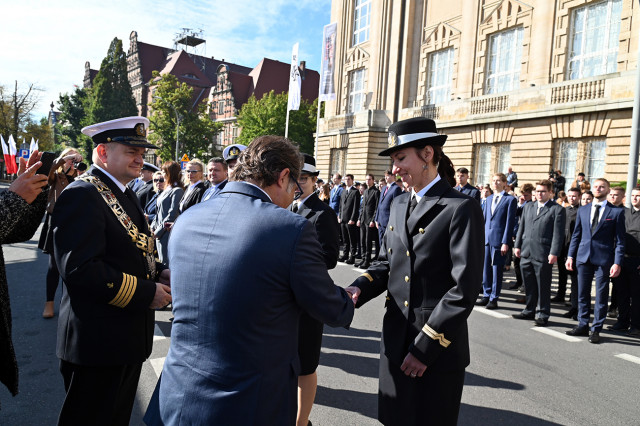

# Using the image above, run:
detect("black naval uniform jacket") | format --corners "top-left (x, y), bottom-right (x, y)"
top-left (52, 167), bottom-right (165, 366)
top-left (352, 178), bottom-right (484, 371)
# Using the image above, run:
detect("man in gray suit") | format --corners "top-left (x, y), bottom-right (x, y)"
top-left (513, 180), bottom-right (566, 326)
top-left (147, 135), bottom-right (354, 426)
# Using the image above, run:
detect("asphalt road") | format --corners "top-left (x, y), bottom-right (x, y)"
top-left (1, 213), bottom-right (639, 425)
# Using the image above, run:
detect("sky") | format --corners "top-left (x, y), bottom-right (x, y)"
top-left (0, 0), bottom-right (332, 119)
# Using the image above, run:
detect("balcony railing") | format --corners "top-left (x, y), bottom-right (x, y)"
top-left (551, 79), bottom-right (605, 104)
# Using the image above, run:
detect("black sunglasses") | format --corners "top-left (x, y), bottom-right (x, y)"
top-left (153, 178), bottom-right (165, 183)
top-left (291, 176), bottom-right (303, 201)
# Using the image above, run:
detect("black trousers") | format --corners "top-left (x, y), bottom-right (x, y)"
top-left (341, 223), bottom-right (359, 258)
top-left (58, 360), bottom-right (142, 426)
top-left (46, 254), bottom-right (61, 301)
top-left (558, 252), bottom-right (578, 304)
top-left (514, 255), bottom-right (523, 286)
top-left (521, 258), bottom-right (553, 320)
top-left (360, 223), bottom-right (380, 262)
top-left (617, 257), bottom-right (640, 328)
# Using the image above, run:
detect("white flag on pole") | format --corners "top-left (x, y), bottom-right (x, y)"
top-left (287, 43), bottom-right (301, 111)
top-left (29, 137), bottom-right (37, 153)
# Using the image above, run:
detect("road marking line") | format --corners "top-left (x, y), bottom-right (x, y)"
top-left (153, 324), bottom-right (166, 341)
top-left (531, 327), bottom-right (582, 342)
top-left (352, 267), bottom-right (362, 272)
top-left (321, 348), bottom-right (380, 359)
top-left (473, 307), bottom-right (510, 318)
top-left (615, 353), bottom-right (640, 365)
top-left (150, 357), bottom-right (166, 377)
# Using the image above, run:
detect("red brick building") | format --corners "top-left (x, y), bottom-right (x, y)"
top-left (84, 31), bottom-right (319, 152)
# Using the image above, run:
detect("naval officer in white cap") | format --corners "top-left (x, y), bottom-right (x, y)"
top-left (52, 116), bottom-right (172, 425)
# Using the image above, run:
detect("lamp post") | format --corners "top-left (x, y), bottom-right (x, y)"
top-left (153, 96), bottom-right (181, 162)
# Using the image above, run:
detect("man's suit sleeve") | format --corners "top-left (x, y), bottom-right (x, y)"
top-left (550, 206), bottom-right (566, 257)
top-left (614, 209), bottom-right (626, 265)
top-left (290, 221), bottom-right (354, 328)
top-left (351, 192), bottom-right (360, 222)
top-left (502, 196), bottom-right (517, 245)
top-left (472, 188), bottom-right (480, 202)
top-left (315, 209), bottom-right (340, 270)
top-left (52, 185), bottom-right (156, 312)
top-left (514, 203), bottom-right (527, 250)
top-left (410, 198), bottom-right (484, 366)
top-left (568, 209), bottom-right (583, 259)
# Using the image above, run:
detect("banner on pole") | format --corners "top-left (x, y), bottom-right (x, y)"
top-left (287, 43), bottom-right (302, 112)
top-left (319, 23), bottom-right (337, 102)
top-left (1, 135), bottom-right (18, 174)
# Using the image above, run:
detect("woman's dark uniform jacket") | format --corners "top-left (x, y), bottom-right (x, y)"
top-left (351, 178), bottom-right (484, 423)
top-left (289, 192), bottom-right (340, 374)
top-left (52, 166), bottom-right (166, 365)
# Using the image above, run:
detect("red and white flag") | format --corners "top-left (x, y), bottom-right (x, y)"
top-left (6, 135), bottom-right (18, 174)
top-left (29, 137), bottom-right (38, 154)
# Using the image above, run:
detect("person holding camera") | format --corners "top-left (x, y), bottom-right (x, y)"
top-left (1, 151), bottom-right (48, 407)
top-left (38, 148), bottom-right (83, 319)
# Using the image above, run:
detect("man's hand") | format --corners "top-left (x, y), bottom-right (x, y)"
top-left (337, 217), bottom-right (342, 223)
top-left (150, 283), bottom-right (171, 309)
top-left (501, 244), bottom-right (509, 256)
top-left (566, 257), bottom-right (574, 272)
top-left (610, 264), bottom-right (621, 278)
top-left (17, 150), bottom-right (42, 176)
top-left (344, 286), bottom-right (361, 305)
top-left (9, 160), bottom-right (48, 204)
top-left (348, 220), bottom-right (355, 225)
top-left (158, 269), bottom-right (171, 286)
top-left (369, 221), bottom-right (375, 228)
top-left (356, 220), bottom-right (361, 227)
top-left (514, 248), bottom-right (521, 258)
top-left (401, 352), bottom-right (427, 378)
top-left (548, 255), bottom-right (558, 265)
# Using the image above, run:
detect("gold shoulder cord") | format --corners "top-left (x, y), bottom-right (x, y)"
top-left (79, 175), bottom-right (157, 280)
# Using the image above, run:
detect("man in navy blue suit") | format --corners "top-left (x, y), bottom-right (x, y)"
top-left (477, 173), bottom-right (517, 309)
top-left (147, 136), bottom-right (354, 425)
top-left (329, 173), bottom-right (344, 215)
top-left (454, 167), bottom-right (480, 202)
top-left (374, 169), bottom-right (403, 241)
top-left (566, 178), bottom-right (625, 343)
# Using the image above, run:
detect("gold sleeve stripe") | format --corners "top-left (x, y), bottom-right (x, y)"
top-left (109, 273), bottom-right (137, 308)
top-left (361, 273), bottom-right (374, 282)
top-left (109, 274), bottom-right (130, 307)
top-left (119, 276), bottom-right (137, 308)
top-left (422, 324), bottom-right (451, 348)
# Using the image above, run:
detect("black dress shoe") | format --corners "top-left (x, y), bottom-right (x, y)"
top-left (338, 256), bottom-right (348, 263)
top-left (512, 312), bottom-right (534, 320)
top-left (550, 295), bottom-right (565, 303)
top-left (508, 282), bottom-right (520, 290)
top-left (607, 308), bottom-right (618, 318)
top-left (566, 326), bottom-right (589, 336)
top-left (562, 308), bottom-right (578, 318)
top-left (607, 322), bottom-right (629, 331)
top-left (534, 318), bottom-right (548, 326)
top-left (475, 297), bottom-right (489, 306)
top-left (588, 331), bottom-right (600, 343)
top-left (627, 327), bottom-right (640, 337)
top-left (358, 262), bottom-right (370, 270)
top-left (486, 300), bottom-right (498, 310)
top-left (345, 257), bottom-right (355, 265)
top-left (515, 297), bottom-right (526, 304)
top-left (517, 286), bottom-right (525, 293)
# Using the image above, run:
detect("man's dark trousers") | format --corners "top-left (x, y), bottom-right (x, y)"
top-left (521, 258), bottom-right (553, 320)
top-left (617, 256), bottom-right (640, 328)
top-left (577, 262), bottom-right (611, 331)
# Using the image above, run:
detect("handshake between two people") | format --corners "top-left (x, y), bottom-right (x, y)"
top-left (344, 286), bottom-right (361, 305)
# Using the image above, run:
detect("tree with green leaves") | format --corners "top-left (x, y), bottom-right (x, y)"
top-left (23, 117), bottom-right (55, 152)
top-left (148, 72), bottom-right (222, 161)
top-left (0, 81), bottom-right (42, 139)
top-left (89, 38), bottom-right (137, 123)
top-left (56, 86), bottom-right (93, 157)
top-left (236, 90), bottom-right (317, 154)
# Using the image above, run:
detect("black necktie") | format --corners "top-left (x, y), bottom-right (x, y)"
top-left (293, 202), bottom-right (299, 213)
top-left (408, 195), bottom-right (418, 216)
top-left (591, 204), bottom-right (601, 234)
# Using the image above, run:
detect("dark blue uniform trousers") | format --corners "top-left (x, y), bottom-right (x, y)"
top-left (577, 262), bottom-right (611, 332)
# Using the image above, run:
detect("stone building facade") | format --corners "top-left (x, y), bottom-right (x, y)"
top-left (316, 0), bottom-right (638, 188)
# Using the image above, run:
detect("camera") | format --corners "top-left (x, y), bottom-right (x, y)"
top-left (75, 162), bottom-right (87, 172)
top-left (549, 170), bottom-right (557, 179)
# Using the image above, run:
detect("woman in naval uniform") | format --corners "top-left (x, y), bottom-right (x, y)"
top-left (346, 117), bottom-right (484, 426)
